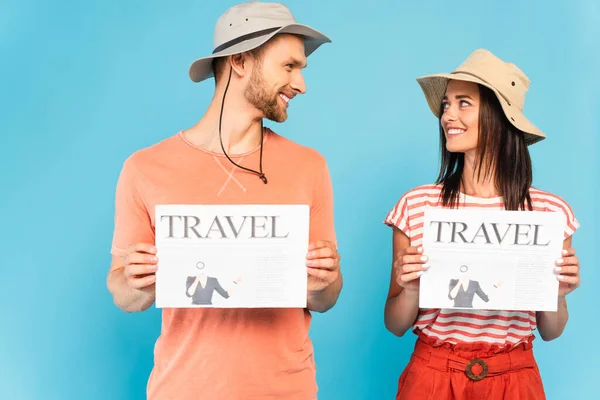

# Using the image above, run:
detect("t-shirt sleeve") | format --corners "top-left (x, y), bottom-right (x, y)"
top-left (383, 191), bottom-right (411, 238)
top-left (550, 194), bottom-right (580, 239)
top-left (561, 201), bottom-right (579, 240)
top-left (309, 156), bottom-right (337, 248)
top-left (110, 156), bottom-right (155, 257)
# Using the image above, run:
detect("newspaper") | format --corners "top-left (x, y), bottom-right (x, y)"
top-left (154, 204), bottom-right (309, 308)
top-left (419, 209), bottom-right (566, 312)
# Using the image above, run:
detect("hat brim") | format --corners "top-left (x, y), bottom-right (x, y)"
top-left (416, 72), bottom-right (546, 146)
top-left (188, 24), bottom-right (331, 83)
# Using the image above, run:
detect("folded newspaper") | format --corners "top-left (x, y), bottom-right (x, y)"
top-left (154, 204), bottom-right (309, 308)
top-left (419, 209), bottom-right (565, 312)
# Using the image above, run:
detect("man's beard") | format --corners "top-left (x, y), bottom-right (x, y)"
top-left (244, 65), bottom-right (287, 123)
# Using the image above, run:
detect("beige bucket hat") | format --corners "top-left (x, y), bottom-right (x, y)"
top-left (416, 49), bottom-right (546, 145)
top-left (188, 1), bottom-right (331, 83)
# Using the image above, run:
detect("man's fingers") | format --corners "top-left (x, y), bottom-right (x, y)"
top-left (128, 274), bottom-right (156, 289)
top-left (307, 246), bottom-right (337, 260)
top-left (127, 243), bottom-right (156, 255)
top-left (308, 240), bottom-right (335, 251)
top-left (125, 264), bottom-right (158, 278)
top-left (125, 252), bottom-right (159, 266)
top-left (307, 267), bottom-right (337, 283)
top-left (306, 258), bottom-right (337, 270)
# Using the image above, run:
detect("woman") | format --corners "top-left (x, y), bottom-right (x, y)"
top-left (383, 49), bottom-right (580, 399)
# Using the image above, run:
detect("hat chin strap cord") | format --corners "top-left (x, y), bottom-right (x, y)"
top-left (218, 65), bottom-right (268, 184)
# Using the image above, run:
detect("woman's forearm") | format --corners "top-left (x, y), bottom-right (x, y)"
top-left (536, 296), bottom-right (569, 341)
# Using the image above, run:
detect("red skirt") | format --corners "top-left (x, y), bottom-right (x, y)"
top-left (396, 334), bottom-right (545, 400)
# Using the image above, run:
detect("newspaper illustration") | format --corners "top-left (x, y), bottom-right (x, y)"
top-left (419, 208), bottom-right (566, 312)
top-left (154, 204), bottom-right (309, 308)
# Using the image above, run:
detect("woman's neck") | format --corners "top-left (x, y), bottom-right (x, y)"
top-left (461, 151), bottom-right (499, 198)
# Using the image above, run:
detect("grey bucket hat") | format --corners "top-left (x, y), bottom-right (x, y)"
top-left (188, 1), bottom-right (331, 83)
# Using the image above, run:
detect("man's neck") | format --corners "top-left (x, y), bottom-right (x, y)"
top-left (184, 88), bottom-right (265, 155)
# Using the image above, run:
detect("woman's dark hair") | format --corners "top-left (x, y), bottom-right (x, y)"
top-left (435, 83), bottom-right (533, 211)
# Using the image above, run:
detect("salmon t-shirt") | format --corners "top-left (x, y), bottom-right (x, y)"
top-left (110, 129), bottom-right (336, 400)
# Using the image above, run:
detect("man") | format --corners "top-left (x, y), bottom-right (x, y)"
top-left (107, 2), bottom-right (342, 399)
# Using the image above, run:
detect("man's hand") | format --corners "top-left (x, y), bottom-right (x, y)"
top-left (108, 242), bottom-right (158, 312)
top-left (122, 243), bottom-right (158, 293)
top-left (306, 240), bottom-right (340, 292)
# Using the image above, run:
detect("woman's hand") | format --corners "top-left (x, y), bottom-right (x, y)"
top-left (394, 246), bottom-right (429, 293)
top-left (555, 247), bottom-right (580, 297)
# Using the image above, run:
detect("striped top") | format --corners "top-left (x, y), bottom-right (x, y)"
top-left (384, 184), bottom-right (579, 348)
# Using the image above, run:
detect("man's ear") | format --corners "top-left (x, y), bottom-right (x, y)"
top-left (229, 53), bottom-right (249, 78)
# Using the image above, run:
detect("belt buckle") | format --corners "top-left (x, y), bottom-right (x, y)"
top-left (465, 358), bottom-right (488, 381)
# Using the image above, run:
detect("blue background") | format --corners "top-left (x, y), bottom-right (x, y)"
top-left (2, 0), bottom-right (598, 399)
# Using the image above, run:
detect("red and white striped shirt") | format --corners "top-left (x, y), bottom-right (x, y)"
top-left (384, 184), bottom-right (579, 347)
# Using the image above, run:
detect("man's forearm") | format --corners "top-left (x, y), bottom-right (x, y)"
top-left (307, 274), bottom-right (343, 313)
top-left (107, 268), bottom-right (155, 313)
